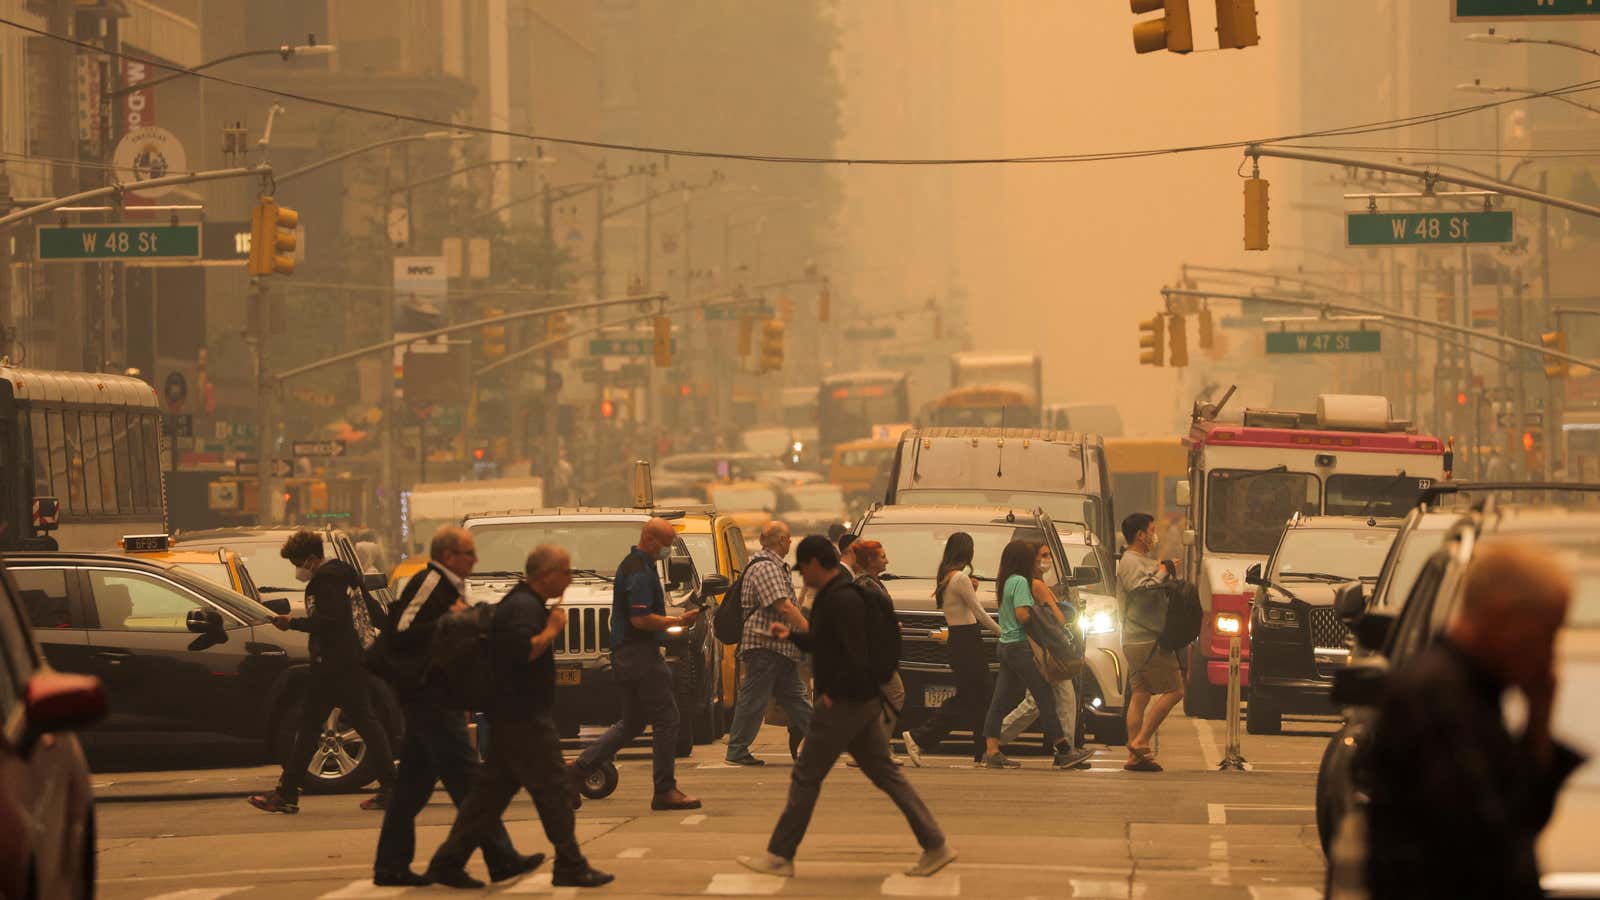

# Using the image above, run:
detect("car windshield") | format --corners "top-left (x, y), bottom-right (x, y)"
top-left (176, 562), bottom-right (233, 592)
top-left (183, 538), bottom-right (301, 591)
top-left (468, 521), bottom-right (641, 575)
top-left (857, 521), bottom-right (1052, 583)
top-left (742, 429), bottom-right (793, 457)
top-left (709, 485), bottom-right (776, 511)
top-left (838, 446), bottom-right (894, 469)
top-left (1205, 470), bottom-right (1321, 555)
top-left (1325, 474), bottom-right (1434, 518)
top-left (680, 533), bottom-right (717, 578)
top-left (896, 490), bottom-right (1100, 540)
top-left (785, 486), bottom-right (844, 512)
top-left (1375, 525), bottom-right (1452, 611)
top-left (1270, 527), bottom-right (1399, 582)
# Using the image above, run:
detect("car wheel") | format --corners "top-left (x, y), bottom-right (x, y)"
top-left (1245, 698), bottom-right (1282, 735)
top-left (1183, 648), bottom-right (1227, 719)
top-left (274, 676), bottom-right (402, 794)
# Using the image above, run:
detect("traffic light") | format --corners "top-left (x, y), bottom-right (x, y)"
top-left (738, 315), bottom-right (753, 357)
top-left (1243, 177), bottom-right (1269, 250)
top-left (653, 315), bottom-right (672, 368)
top-left (759, 319), bottom-right (785, 373)
top-left (1168, 313), bottom-right (1189, 367)
top-left (1214, 0), bottom-right (1260, 49)
top-left (1132, 0), bottom-right (1193, 54)
top-left (481, 307), bottom-right (507, 359)
top-left (546, 311), bottom-right (570, 359)
top-left (248, 196), bottom-right (299, 276)
top-left (1541, 331), bottom-right (1569, 379)
top-left (599, 398), bottom-right (615, 419)
top-left (1138, 315), bottom-right (1165, 367)
top-left (818, 283), bottom-right (831, 323)
top-left (1197, 308), bottom-right (1215, 350)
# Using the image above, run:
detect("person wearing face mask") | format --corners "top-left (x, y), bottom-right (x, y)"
top-left (248, 530), bottom-right (397, 815)
top-left (570, 518), bottom-right (704, 811)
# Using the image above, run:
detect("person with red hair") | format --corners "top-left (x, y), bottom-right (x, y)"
top-left (850, 540), bottom-right (906, 764)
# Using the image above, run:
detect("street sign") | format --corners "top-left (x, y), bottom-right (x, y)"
top-left (588, 337), bottom-right (675, 356)
top-left (844, 326), bottom-right (895, 340)
top-left (879, 351), bottom-right (927, 367)
top-left (235, 459), bottom-right (259, 476)
top-left (270, 459), bottom-right (294, 478)
top-left (1453, 0), bottom-right (1600, 20)
top-left (37, 224), bottom-right (202, 261)
top-left (1265, 331), bottom-right (1382, 355)
top-left (1346, 211), bottom-right (1513, 247)
top-left (291, 440), bottom-right (346, 457)
top-left (162, 414), bottom-right (193, 438)
top-left (706, 304), bottom-right (773, 321)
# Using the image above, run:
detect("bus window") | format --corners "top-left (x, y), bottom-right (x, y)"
top-left (45, 410), bottom-right (70, 512)
top-left (1112, 472), bottom-right (1157, 519)
top-left (112, 411), bottom-right (135, 513)
top-left (29, 409), bottom-right (51, 497)
top-left (60, 411), bottom-right (86, 514)
top-left (78, 412), bottom-right (103, 514)
top-left (126, 413), bottom-right (148, 512)
top-left (142, 415), bottom-right (164, 506)
top-left (95, 412), bottom-right (118, 513)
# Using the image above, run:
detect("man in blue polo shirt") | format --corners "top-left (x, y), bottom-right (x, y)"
top-left (571, 518), bottom-right (703, 810)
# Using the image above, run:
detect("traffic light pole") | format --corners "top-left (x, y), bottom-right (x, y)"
top-left (0, 164), bottom-right (274, 230)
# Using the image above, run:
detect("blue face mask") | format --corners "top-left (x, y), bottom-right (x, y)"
top-left (657, 546), bottom-right (673, 562)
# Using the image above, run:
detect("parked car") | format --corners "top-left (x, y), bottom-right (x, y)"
top-left (118, 533), bottom-right (262, 602)
top-left (0, 560), bottom-right (106, 900)
top-left (176, 526), bottom-right (391, 616)
top-left (1242, 514), bottom-right (1401, 735)
top-left (3, 550), bottom-right (398, 794)
top-left (670, 509), bottom-right (751, 735)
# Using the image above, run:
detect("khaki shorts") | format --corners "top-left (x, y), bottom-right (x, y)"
top-left (1126, 640), bottom-right (1183, 695)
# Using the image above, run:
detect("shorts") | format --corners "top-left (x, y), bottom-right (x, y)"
top-left (1126, 640), bottom-right (1183, 695)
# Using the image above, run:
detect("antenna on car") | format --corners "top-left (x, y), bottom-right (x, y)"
top-left (996, 405), bottom-right (1007, 478)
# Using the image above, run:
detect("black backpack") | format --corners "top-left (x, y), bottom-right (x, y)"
top-left (713, 557), bottom-right (782, 645)
top-left (857, 583), bottom-right (902, 688)
top-left (1158, 581), bottom-right (1203, 650)
top-left (425, 602), bottom-right (497, 710)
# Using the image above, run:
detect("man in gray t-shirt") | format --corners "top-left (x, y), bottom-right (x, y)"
top-left (1117, 513), bottom-right (1182, 772)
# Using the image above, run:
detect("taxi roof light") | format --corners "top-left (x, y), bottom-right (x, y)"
top-left (122, 533), bottom-right (171, 553)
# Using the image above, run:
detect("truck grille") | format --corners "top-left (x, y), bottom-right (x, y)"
top-left (553, 606), bottom-right (611, 658)
top-left (896, 612), bottom-right (998, 670)
top-left (1309, 607), bottom-right (1350, 650)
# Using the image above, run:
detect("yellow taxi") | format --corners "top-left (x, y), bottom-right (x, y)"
top-left (118, 533), bottom-right (262, 602)
top-left (388, 555), bottom-right (429, 595)
top-left (670, 508), bottom-right (751, 716)
top-left (829, 437), bottom-right (898, 500)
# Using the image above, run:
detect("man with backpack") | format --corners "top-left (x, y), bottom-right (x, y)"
top-left (738, 536), bottom-right (955, 880)
top-left (424, 545), bottom-right (613, 890)
top-left (724, 521), bottom-right (812, 766)
top-left (1117, 512), bottom-right (1186, 773)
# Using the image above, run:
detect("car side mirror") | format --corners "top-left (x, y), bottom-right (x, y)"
top-left (1334, 583), bottom-right (1369, 625)
top-left (1331, 665), bottom-right (1388, 708)
top-left (1244, 563), bottom-right (1264, 587)
top-left (186, 608), bottom-right (224, 634)
top-left (700, 574), bottom-right (731, 597)
top-left (1352, 611), bottom-right (1395, 652)
top-left (667, 557), bottom-right (694, 590)
top-left (362, 572), bottom-right (389, 593)
top-left (1069, 566), bottom-right (1101, 587)
top-left (260, 597), bottom-right (291, 615)
top-left (1175, 480), bottom-right (1192, 508)
top-left (21, 672), bottom-right (107, 756)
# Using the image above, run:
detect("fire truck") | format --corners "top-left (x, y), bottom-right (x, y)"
top-left (1178, 388), bottom-right (1449, 718)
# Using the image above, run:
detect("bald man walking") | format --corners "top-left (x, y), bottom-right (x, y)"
top-left (725, 521), bottom-right (812, 766)
top-left (1364, 541), bottom-right (1586, 899)
top-left (572, 518), bottom-right (703, 810)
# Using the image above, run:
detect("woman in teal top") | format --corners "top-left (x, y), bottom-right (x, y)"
top-left (979, 540), bottom-right (1070, 769)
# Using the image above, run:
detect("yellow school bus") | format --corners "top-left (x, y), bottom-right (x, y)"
top-left (1104, 436), bottom-right (1187, 554)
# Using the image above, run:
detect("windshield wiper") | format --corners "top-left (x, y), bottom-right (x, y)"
top-left (1279, 571), bottom-right (1352, 583)
top-left (569, 568), bottom-right (615, 583)
top-left (472, 570), bottom-right (523, 579)
top-left (1224, 464), bottom-right (1289, 483)
top-left (1357, 471), bottom-right (1410, 518)
top-left (257, 585), bottom-right (300, 593)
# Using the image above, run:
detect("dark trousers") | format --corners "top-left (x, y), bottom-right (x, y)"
top-left (374, 698), bottom-right (520, 875)
top-left (982, 640), bottom-right (1062, 747)
top-left (726, 648), bottom-right (812, 760)
top-left (910, 624), bottom-right (991, 761)
top-left (767, 697), bottom-right (945, 860)
top-left (576, 641), bottom-right (679, 795)
top-left (428, 713), bottom-right (587, 876)
top-left (280, 664), bottom-right (395, 800)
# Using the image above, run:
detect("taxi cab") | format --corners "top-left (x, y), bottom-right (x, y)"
top-left (119, 533), bottom-right (263, 603)
top-left (830, 437), bottom-right (898, 502)
top-left (671, 507), bottom-right (752, 717)
top-left (388, 555), bottom-right (428, 595)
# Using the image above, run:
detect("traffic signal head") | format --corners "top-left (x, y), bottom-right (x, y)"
top-left (1243, 177), bottom-right (1269, 251)
top-left (818, 283), bottom-right (831, 323)
top-left (1131, 0), bottom-right (1193, 54)
top-left (1214, 0), bottom-right (1260, 49)
top-left (1138, 315), bottom-right (1165, 367)
top-left (249, 196), bottom-right (299, 276)
top-left (653, 315), bottom-right (673, 368)
top-left (1541, 330), bottom-right (1570, 379)
top-left (482, 307), bottom-right (507, 359)
top-left (738, 315), bottom-right (753, 357)
top-left (1168, 313), bottom-right (1189, 367)
top-left (547, 311), bottom-right (570, 359)
top-left (1197, 308), bottom-right (1215, 350)
top-left (760, 319), bottom-right (786, 372)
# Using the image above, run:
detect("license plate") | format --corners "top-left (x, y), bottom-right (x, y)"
top-left (556, 668), bottom-right (581, 686)
top-left (923, 686), bottom-right (955, 708)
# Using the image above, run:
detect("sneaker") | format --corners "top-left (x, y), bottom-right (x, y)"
top-left (246, 790), bottom-right (298, 814)
top-left (903, 732), bottom-right (924, 768)
top-left (737, 853), bottom-right (796, 878)
top-left (1053, 747), bottom-right (1094, 770)
top-left (983, 752), bottom-right (1021, 769)
top-left (422, 866), bottom-right (485, 890)
top-left (360, 789), bottom-right (388, 811)
top-left (552, 865), bottom-right (616, 888)
top-left (726, 754), bottom-right (766, 766)
top-left (373, 869), bottom-right (431, 887)
top-left (906, 844), bottom-right (958, 877)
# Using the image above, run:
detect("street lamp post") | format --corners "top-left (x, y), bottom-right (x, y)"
top-left (1468, 30), bottom-right (1600, 59)
top-left (104, 40), bottom-right (337, 100)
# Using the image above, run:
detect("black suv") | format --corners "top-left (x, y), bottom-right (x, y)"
top-left (3, 551), bottom-right (398, 793)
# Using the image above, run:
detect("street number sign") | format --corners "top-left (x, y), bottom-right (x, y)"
top-left (37, 224), bottom-right (202, 260)
top-left (1346, 211), bottom-right (1512, 246)
top-left (1453, 0), bottom-right (1600, 20)
top-left (1265, 331), bottom-right (1382, 355)
top-left (291, 440), bottom-right (346, 457)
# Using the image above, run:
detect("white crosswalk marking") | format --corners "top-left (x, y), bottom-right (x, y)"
top-left (1069, 879), bottom-right (1130, 898)
top-left (500, 873), bottom-right (578, 896)
top-left (881, 873), bottom-right (960, 896)
top-left (681, 813), bottom-right (708, 825)
top-left (145, 889), bottom-right (251, 900)
top-left (317, 881), bottom-right (410, 899)
top-left (617, 847), bottom-right (652, 858)
top-left (1248, 888), bottom-right (1321, 900)
top-left (705, 872), bottom-right (787, 895)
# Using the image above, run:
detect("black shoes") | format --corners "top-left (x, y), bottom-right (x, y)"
top-left (488, 852), bottom-right (547, 883)
top-left (726, 754), bottom-right (766, 766)
top-left (373, 869), bottom-right (431, 887)
top-left (789, 731), bottom-right (805, 760)
top-left (553, 866), bottom-right (616, 888)
top-left (423, 866), bottom-right (486, 890)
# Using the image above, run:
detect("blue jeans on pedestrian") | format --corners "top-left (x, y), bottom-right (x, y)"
top-left (577, 641), bottom-right (682, 796)
top-left (374, 697), bottom-right (521, 877)
top-left (726, 648), bottom-right (812, 761)
top-left (981, 640), bottom-right (1063, 748)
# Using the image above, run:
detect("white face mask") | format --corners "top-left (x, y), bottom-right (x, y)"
top-left (656, 546), bottom-right (673, 562)
top-left (293, 562), bottom-right (315, 583)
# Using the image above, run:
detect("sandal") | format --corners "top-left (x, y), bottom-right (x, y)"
top-left (1124, 747), bottom-right (1163, 772)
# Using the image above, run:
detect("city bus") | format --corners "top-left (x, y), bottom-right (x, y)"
top-left (921, 384), bottom-right (1039, 429)
top-left (817, 370), bottom-right (911, 456)
top-left (0, 366), bottom-right (167, 550)
top-left (1104, 436), bottom-right (1187, 556)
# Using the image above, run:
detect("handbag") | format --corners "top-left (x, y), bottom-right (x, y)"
top-left (1024, 598), bottom-right (1083, 682)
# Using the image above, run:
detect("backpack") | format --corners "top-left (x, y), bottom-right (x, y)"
top-left (1157, 581), bottom-right (1203, 651)
top-left (858, 583), bottom-right (902, 688)
top-left (425, 602), bottom-right (498, 710)
top-left (713, 557), bottom-right (782, 645)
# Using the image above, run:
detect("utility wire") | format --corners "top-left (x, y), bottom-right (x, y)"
top-left (5, 15), bottom-right (1600, 169)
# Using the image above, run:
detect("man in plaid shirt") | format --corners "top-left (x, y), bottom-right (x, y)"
top-left (725, 521), bottom-right (813, 765)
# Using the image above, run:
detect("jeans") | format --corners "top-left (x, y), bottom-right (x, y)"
top-left (767, 697), bottom-right (945, 860)
top-left (428, 714), bottom-right (587, 877)
top-left (374, 698), bottom-right (520, 876)
top-left (982, 641), bottom-right (1062, 748)
top-left (576, 641), bottom-right (680, 795)
top-left (998, 678), bottom-right (1078, 749)
top-left (279, 664), bottom-right (395, 801)
top-left (909, 623), bottom-right (990, 761)
top-left (726, 649), bottom-right (812, 761)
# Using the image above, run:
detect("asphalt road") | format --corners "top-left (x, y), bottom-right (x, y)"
top-left (93, 711), bottom-right (1334, 899)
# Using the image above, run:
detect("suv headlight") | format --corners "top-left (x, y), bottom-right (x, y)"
top-left (1257, 603), bottom-right (1300, 628)
top-left (1078, 596), bottom-right (1118, 635)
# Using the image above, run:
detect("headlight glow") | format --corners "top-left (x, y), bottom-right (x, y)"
top-left (666, 625), bottom-right (684, 634)
top-left (1079, 610), bottom-right (1117, 635)
top-left (1215, 613), bottom-right (1243, 635)
top-left (792, 440), bottom-right (804, 452)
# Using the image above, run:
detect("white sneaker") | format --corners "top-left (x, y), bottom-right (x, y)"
top-left (737, 853), bottom-right (795, 878)
top-left (906, 844), bottom-right (957, 877)
top-left (902, 731), bottom-right (924, 768)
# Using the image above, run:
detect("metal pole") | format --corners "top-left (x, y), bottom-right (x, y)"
top-left (0, 166), bottom-right (273, 230)
top-left (1220, 634), bottom-right (1246, 770)
top-left (254, 278), bottom-right (273, 524)
top-left (542, 180), bottom-right (559, 495)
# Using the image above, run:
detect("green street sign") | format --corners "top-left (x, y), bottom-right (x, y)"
top-left (588, 337), bottom-right (675, 356)
top-left (37, 224), bottom-right (202, 261)
top-left (844, 326), bottom-right (895, 340)
top-left (1346, 211), bottom-right (1512, 247)
top-left (1453, 0), bottom-right (1600, 20)
top-left (705, 304), bottom-right (772, 321)
top-left (1266, 331), bottom-right (1382, 355)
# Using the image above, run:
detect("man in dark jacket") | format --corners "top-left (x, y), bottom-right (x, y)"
top-left (1364, 541), bottom-right (1585, 899)
top-left (248, 529), bottom-right (396, 814)
top-left (425, 545), bottom-right (614, 890)
top-left (738, 535), bottom-right (955, 880)
top-left (371, 526), bottom-right (543, 887)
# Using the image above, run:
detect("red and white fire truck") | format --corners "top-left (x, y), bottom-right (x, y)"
top-left (1178, 389), bottom-right (1449, 718)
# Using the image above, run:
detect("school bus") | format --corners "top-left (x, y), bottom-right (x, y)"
top-left (1103, 436), bottom-right (1187, 554)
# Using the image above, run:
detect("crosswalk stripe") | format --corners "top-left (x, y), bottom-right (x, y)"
top-left (499, 873), bottom-right (578, 896)
top-left (317, 881), bottom-right (410, 898)
top-left (1069, 879), bottom-right (1130, 899)
top-left (1248, 888), bottom-right (1321, 900)
top-left (681, 813), bottom-right (708, 825)
top-left (705, 873), bottom-right (787, 895)
top-left (145, 889), bottom-right (251, 900)
top-left (617, 847), bottom-right (652, 858)
top-left (882, 873), bottom-right (960, 896)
